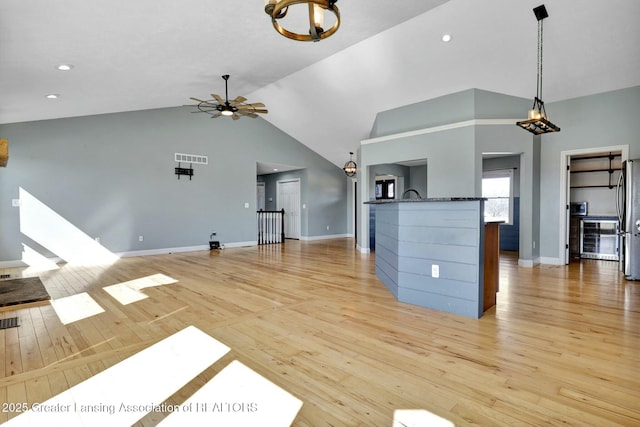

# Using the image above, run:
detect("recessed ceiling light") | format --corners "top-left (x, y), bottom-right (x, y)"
top-left (45, 94), bottom-right (60, 99)
top-left (273, 168), bottom-right (279, 171)
top-left (442, 34), bottom-right (452, 42)
top-left (56, 64), bottom-right (74, 71)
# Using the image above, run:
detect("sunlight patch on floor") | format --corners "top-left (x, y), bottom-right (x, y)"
top-left (103, 274), bottom-right (178, 305)
top-left (393, 409), bottom-right (455, 427)
top-left (157, 360), bottom-right (303, 427)
top-left (50, 292), bottom-right (105, 325)
top-left (3, 326), bottom-right (230, 427)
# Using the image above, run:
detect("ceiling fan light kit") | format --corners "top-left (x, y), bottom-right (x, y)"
top-left (188, 75), bottom-right (268, 121)
top-left (516, 4), bottom-right (561, 135)
top-left (265, 0), bottom-right (340, 42)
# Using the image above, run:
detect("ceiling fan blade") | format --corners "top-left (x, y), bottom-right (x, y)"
top-left (232, 113), bottom-right (240, 120)
top-left (211, 94), bottom-right (225, 104)
top-left (230, 96), bottom-right (247, 105)
top-left (253, 109), bottom-right (268, 114)
top-left (245, 113), bottom-right (258, 118)
top-left (189, 97), bottom-right (205, 103)
top-left (210, 112), bottom-right (222, 118)
top-left (237, 102), bottom-right (266, 110)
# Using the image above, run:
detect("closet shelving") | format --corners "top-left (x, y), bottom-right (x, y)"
top-left (570, 152), bottom-right (621, 189)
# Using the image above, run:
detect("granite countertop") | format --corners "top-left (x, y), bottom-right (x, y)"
top-left (364, 197), bottom-right (486, 204)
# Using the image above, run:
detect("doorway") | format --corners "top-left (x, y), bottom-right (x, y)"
top-left (559, 145), bottom-right (628, 265)
top-left (277, 179), bottom-right (301, 239)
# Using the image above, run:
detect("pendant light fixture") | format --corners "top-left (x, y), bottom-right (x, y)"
top-left (264, 0), bottom-right (340, 42)
top-left (516, 4), bottom-right (560, 135)
top-left (343, 152), bottom-right (357, 177)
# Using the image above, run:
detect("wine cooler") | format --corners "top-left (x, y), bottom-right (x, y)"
top-left (580, 218), bottom-right (620, 261)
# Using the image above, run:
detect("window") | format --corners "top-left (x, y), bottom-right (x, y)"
top-left (482, 169), bottom-right (513, 224)
top-left (375, 179), bottom-right (396, 199)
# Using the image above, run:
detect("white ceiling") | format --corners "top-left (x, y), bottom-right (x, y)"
top-left (1, 0), bottom-right (639, 169)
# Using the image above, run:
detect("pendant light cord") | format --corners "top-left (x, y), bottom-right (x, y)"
top-left (537, 19), bottom-right (544, 101)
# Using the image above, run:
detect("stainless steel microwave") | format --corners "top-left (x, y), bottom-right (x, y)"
top-left (570, 202), bottom-right (588, 216)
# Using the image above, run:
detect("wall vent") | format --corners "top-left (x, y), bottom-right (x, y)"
top-left (175, 153), bottom-right (208, 165)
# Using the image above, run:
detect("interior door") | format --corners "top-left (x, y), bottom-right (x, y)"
top-left (277, 179), bottom-right (301, 239)
top-left (256, 183), bottom-right (265, 211)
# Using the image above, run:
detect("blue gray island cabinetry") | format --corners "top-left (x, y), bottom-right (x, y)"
top-left (365, 198), bottom-right (499, 319)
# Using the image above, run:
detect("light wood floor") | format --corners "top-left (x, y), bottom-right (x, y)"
top-left (1, 239), bottom-right (639, 426)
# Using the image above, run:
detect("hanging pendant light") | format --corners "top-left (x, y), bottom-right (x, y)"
top-left (516, 4), bottom-right (560, 135)
top-left (343, 152), bottom-right (357, 177)
top-left (264, 0), bottom-right (340, 42)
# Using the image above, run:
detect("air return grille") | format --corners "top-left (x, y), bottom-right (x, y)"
top-left (175, 153), bottom-right (208, 165)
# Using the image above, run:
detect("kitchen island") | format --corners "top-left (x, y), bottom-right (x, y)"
top-left (365, 198), bottom-right (499, 319)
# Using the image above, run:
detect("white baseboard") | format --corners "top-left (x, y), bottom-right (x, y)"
top-left (519, 256), bottom-right (565, 267)
top-left (223, 241), bottom-right (258, 248)
top-left (539, 256), bottom-right (565, 265)
top-left (356, 244), bottom-right (371, 254)
top-left (117, 245), bottom-right (209, 258)
top-left (0, 241), bottom-right (260, 269)
top-left (117, 241), bottom-right (258, 257)
top-left (518, 258), bottom-right (540, 268)
top-left (300, 234), bottom-right (350, 241)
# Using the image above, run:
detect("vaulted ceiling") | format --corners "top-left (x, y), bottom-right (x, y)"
top-left (1, 0), bottom-right (639, 168)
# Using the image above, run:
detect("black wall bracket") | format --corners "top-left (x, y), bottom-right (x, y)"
top-left (175, 162), bottom-right (194, 180)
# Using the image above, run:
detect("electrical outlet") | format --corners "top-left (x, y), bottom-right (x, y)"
top-left (95, 237), bottom-right (100, 243)
top-left (11, 199), bottom-right (20, 207)
top-left (139, 235), bottom-right (144, 242)
top-left (432, 264), bottom-right (440, 278)
top-left (326, 225), bottom-right (330, 230)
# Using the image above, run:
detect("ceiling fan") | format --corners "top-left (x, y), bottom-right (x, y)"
top-left (188, 75), bottom-right (268, 120)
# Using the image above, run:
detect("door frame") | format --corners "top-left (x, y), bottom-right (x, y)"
top-left (558, 144), bottom-right (628, 265)
top-left (276, 178), bottom-right (301, 239)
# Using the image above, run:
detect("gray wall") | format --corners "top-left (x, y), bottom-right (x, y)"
top-left (0, 106), bottom-right (347, 264)
top-left (370, 89), bottom-right (476, 138)
top-left (539, 86), bottom-right (640, 260)
top-left (359, 89), bottom-right (537, 262)
top-left (361, 86), bottom-right (639, 264)
top-left (408, 164), bottom-right (428, 198)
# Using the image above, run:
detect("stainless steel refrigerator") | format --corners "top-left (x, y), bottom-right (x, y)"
top-left (617, 159), bottom-right (640, 280)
